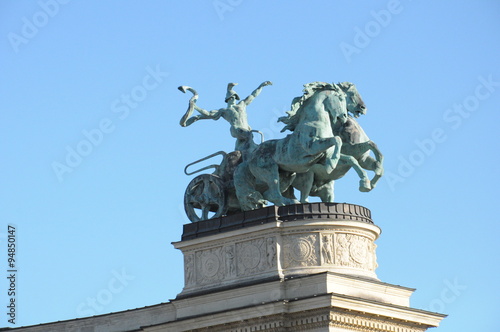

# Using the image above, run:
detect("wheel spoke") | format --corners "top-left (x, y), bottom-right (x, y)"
top-left (201, 204), bottom-right (211, 220)
top-left (184, 174), bottom-right (226, 222)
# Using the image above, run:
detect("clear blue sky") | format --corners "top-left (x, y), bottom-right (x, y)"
top-left (1, 1), bottom-right (499, 330)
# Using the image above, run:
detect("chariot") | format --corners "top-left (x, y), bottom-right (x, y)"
top-left (181, 82), bottom-right (383, 222)
top-left (183, 132), bottom-right (264, 222)
top-left (183, 151), bottom-right (242, 222)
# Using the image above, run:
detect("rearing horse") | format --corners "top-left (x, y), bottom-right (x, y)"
top-left (233, 82), bottom-right (349, 210)
top-left (288, 82), bottom-right (384, 203)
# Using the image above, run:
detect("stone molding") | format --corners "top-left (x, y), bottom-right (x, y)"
top-left (181, 202), bottom-right (374, 241)
top-left (144, 301), bottom-right (440, 332)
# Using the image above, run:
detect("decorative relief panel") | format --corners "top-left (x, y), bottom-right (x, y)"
top-left (265, 236), bottom-right (277, 268)
top-left (320, 233), bottom-right (334, 265)
top-left (335, 233), bottom-right (377, 271)
top-left (184, 253), bottom-right (195, 286)
top-left (182, 228), bottom-right (378, 291)
top-left (196, 247), bottom-right (224, 284)
top-left (283, 234), bottom-right (318, 268)
top-left (236, 238), bottom-right (266, 276)
top-left (223, 244), bottom-right (236, 279)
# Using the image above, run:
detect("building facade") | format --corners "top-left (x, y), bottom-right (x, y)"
top-left (5, 203), bottom-right (445, 332)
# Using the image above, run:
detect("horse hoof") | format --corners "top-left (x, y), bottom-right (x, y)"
top-left (359, 179), bottom-right (371, 192)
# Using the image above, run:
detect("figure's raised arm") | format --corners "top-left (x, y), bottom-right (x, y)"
top-left (179, 85), bottom-right (223, 126)
top-left (242, 81), bottom-right (272, 106)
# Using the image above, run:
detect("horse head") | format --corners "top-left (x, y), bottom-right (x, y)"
top-left (337, 82), bottom-right (366, 118)
top-left (322, 86), bottom-right (348, 126)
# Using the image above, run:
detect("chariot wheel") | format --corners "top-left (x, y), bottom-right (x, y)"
top-left (184, 174), bottom-right (227, 222)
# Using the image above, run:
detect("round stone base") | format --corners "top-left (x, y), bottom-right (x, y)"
top-left (174, 203), bottom-right (381, 296)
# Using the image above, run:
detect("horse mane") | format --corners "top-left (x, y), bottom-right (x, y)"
top-left (279, 82), bottom-right (339, 133)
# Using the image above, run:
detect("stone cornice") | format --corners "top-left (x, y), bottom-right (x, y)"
top-left (179, 203), bottom-right (374, 241)
top-left (145, 296), bottom-right (445, 332)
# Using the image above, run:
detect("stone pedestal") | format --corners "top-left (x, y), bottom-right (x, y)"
top-left (169, 203), bottom-right (446, 332)
top-left (175, 203), bottom-right (380, 297)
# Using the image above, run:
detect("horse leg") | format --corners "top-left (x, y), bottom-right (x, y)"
top-left (281, 185), bottom-right (296, 201)
top-left (300, 172), bottom-right (314, 203)
top-left (359, 154), bottom-right (384, 189)
top-left (367, 140), bottom-right (384, 164)
top-left (249, 158), bottom-right (299, 207)
top-left (292, 171), bottom-right (314, 203)
top-left (339, 154), bottom-right (371, 192)
top-left (299, 134), bottom-right (341, 173)
top-left (324, 136), bottom-right (342, 174)
top-left (279, 170), bottom-right (295, 191)
top-left (358, 141), bottom-right (384, 189)
top-left (368, 141), bottom-right (384, 188)
top-left (316, 180), bottom-right (335, 202)
top-left (280, 169), bottom-right (297, 201)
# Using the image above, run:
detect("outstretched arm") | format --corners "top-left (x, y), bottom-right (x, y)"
top-left (178, 85), bottom-right (222, 126)
top-left (184, 107), bottom-right (222, 126)
top-left (194, 105), bottom-right (219, 118)
top-left (242, 81), bottom-right (272, 106)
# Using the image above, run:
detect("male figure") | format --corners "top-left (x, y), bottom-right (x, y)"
top-left (181, 81), bottom-right (272, 159)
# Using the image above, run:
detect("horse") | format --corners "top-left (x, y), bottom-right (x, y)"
top-left (288, 83), bottom-right (384, 203)
top-left (233, 82), bottom-right (350, 211)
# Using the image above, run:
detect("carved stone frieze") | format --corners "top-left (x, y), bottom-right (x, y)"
top-left (283, 234), bottom-right (318, 268)
top-left (182, 227), bottom-right (379, 292)
top-left (266, 236), bottom-right (277, 268)
top-left (320, 233), bottom-right (334, 265)
top-left (236, 238), bottom-right (266, 276)
top-left (176, 203), bottom-right (382, 293)
top-left (335, 233), bottom-right (377, 271)
top-left (184, 253), bottom-right (195, 286)
top-left (196, 247), bottom-right (223, 284)
top-left (223, 244), bottom-right (236, 279)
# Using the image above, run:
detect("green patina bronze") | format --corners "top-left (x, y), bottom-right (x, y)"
top-left (178, 81), bottom-right (383, 222)
top-left (179, 81), bottom-right (272, 160)
top-left (285, 82), bottom-right (383, 203)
